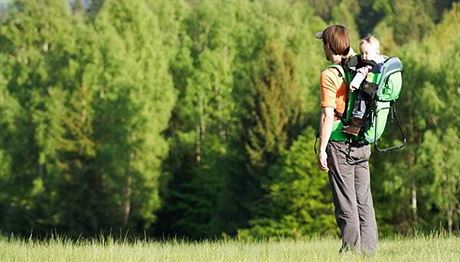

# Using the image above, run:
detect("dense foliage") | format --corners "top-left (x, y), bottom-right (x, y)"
top-left (0, 0), bottom-right (458, 239)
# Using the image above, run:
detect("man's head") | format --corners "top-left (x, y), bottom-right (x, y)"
top-left (360, 35), bottom-right (380, 61)
top-left (315, 25), bottom-right (350, 61)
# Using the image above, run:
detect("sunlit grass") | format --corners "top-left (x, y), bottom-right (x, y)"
top-left (0, 234), bottom-right (459, 261)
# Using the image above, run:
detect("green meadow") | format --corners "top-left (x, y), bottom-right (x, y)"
top-left (1, 235), bottom-right (459, 262)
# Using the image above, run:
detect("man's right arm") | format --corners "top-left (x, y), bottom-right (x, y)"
top-left (319, 107), bottom-right (335, 152)
top-left (318, 68), bottom-right (339, 172)
top-left (318, 107), bottom-right (334, 171)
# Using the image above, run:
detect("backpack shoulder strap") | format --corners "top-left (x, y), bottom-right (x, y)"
top-left (327, 64), bottom-right (346, 81)
top-left (326, 64), bottom-right (353, 122)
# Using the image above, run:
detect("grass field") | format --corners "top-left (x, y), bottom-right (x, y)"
top-left (1, 235), bottom-right (459, 262)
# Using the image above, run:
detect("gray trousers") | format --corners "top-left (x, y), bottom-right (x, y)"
top-left (326, 141), bottom-right (378, 255)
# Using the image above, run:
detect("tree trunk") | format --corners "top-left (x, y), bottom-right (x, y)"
top-left (411, 181), bottom-right (417, 223)
top-left (447, 207), bottom-right (453, 233)
top-left (196, 124), bottom-right (201, 163)
top-left (196, 92), bottom-right (205, 163)
top-left (123, 175), bottom-right (132, 227)
top-left (218, 44), bottom-right (229, 141)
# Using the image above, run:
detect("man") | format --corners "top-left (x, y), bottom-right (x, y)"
top-left (315, 24), bottom-right (378, 255)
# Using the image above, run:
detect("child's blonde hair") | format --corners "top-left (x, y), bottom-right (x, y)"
top-left (360, 35), bottom-right (380, 51)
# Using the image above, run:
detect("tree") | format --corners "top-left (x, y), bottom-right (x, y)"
top-left (234, 41), bottom-right (303, 236)
top-left (239, 128), bottom-right (336, 239)
top-left (0, 0), bottom-right (89, 235)
top-left (155, 0), bottom-right (238, 238)
top-left (89, 0), bottom-right (177, 233)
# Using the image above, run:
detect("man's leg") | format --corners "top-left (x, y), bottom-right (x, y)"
top-left (327, 141), bottom-right (361, 252)
top-left (354, 145), bottom-right (378, 255)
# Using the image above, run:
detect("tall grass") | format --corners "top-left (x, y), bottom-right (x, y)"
top-left (0, 234), bottom-right (459, 262)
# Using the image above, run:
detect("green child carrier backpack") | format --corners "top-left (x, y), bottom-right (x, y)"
top-left (327, 56), bottom-right (407, 152)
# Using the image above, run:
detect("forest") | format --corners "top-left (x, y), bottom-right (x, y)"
top-left (0, 0), bottom-right (458, 240)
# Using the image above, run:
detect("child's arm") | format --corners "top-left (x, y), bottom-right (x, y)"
top-left (350, 66), bottom-right (372, 91)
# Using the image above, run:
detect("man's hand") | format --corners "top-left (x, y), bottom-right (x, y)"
top-left (318, 150), bottom-right (329, 172)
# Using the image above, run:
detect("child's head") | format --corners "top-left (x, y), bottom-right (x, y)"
top-left (360, 35), bottom-right (380, 61)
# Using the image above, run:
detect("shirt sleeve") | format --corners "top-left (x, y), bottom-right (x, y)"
top-left (320, 69), bottom-right (338, 108)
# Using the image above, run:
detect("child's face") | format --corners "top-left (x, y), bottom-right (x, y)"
top-left (360, 42), bottom-right (379, 61)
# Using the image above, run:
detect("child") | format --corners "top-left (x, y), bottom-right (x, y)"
top-left (342, 35), bottom-right (386, 136)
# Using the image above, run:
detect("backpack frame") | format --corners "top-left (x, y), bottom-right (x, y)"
top-left (329, 56), bottom-right (407, 152)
